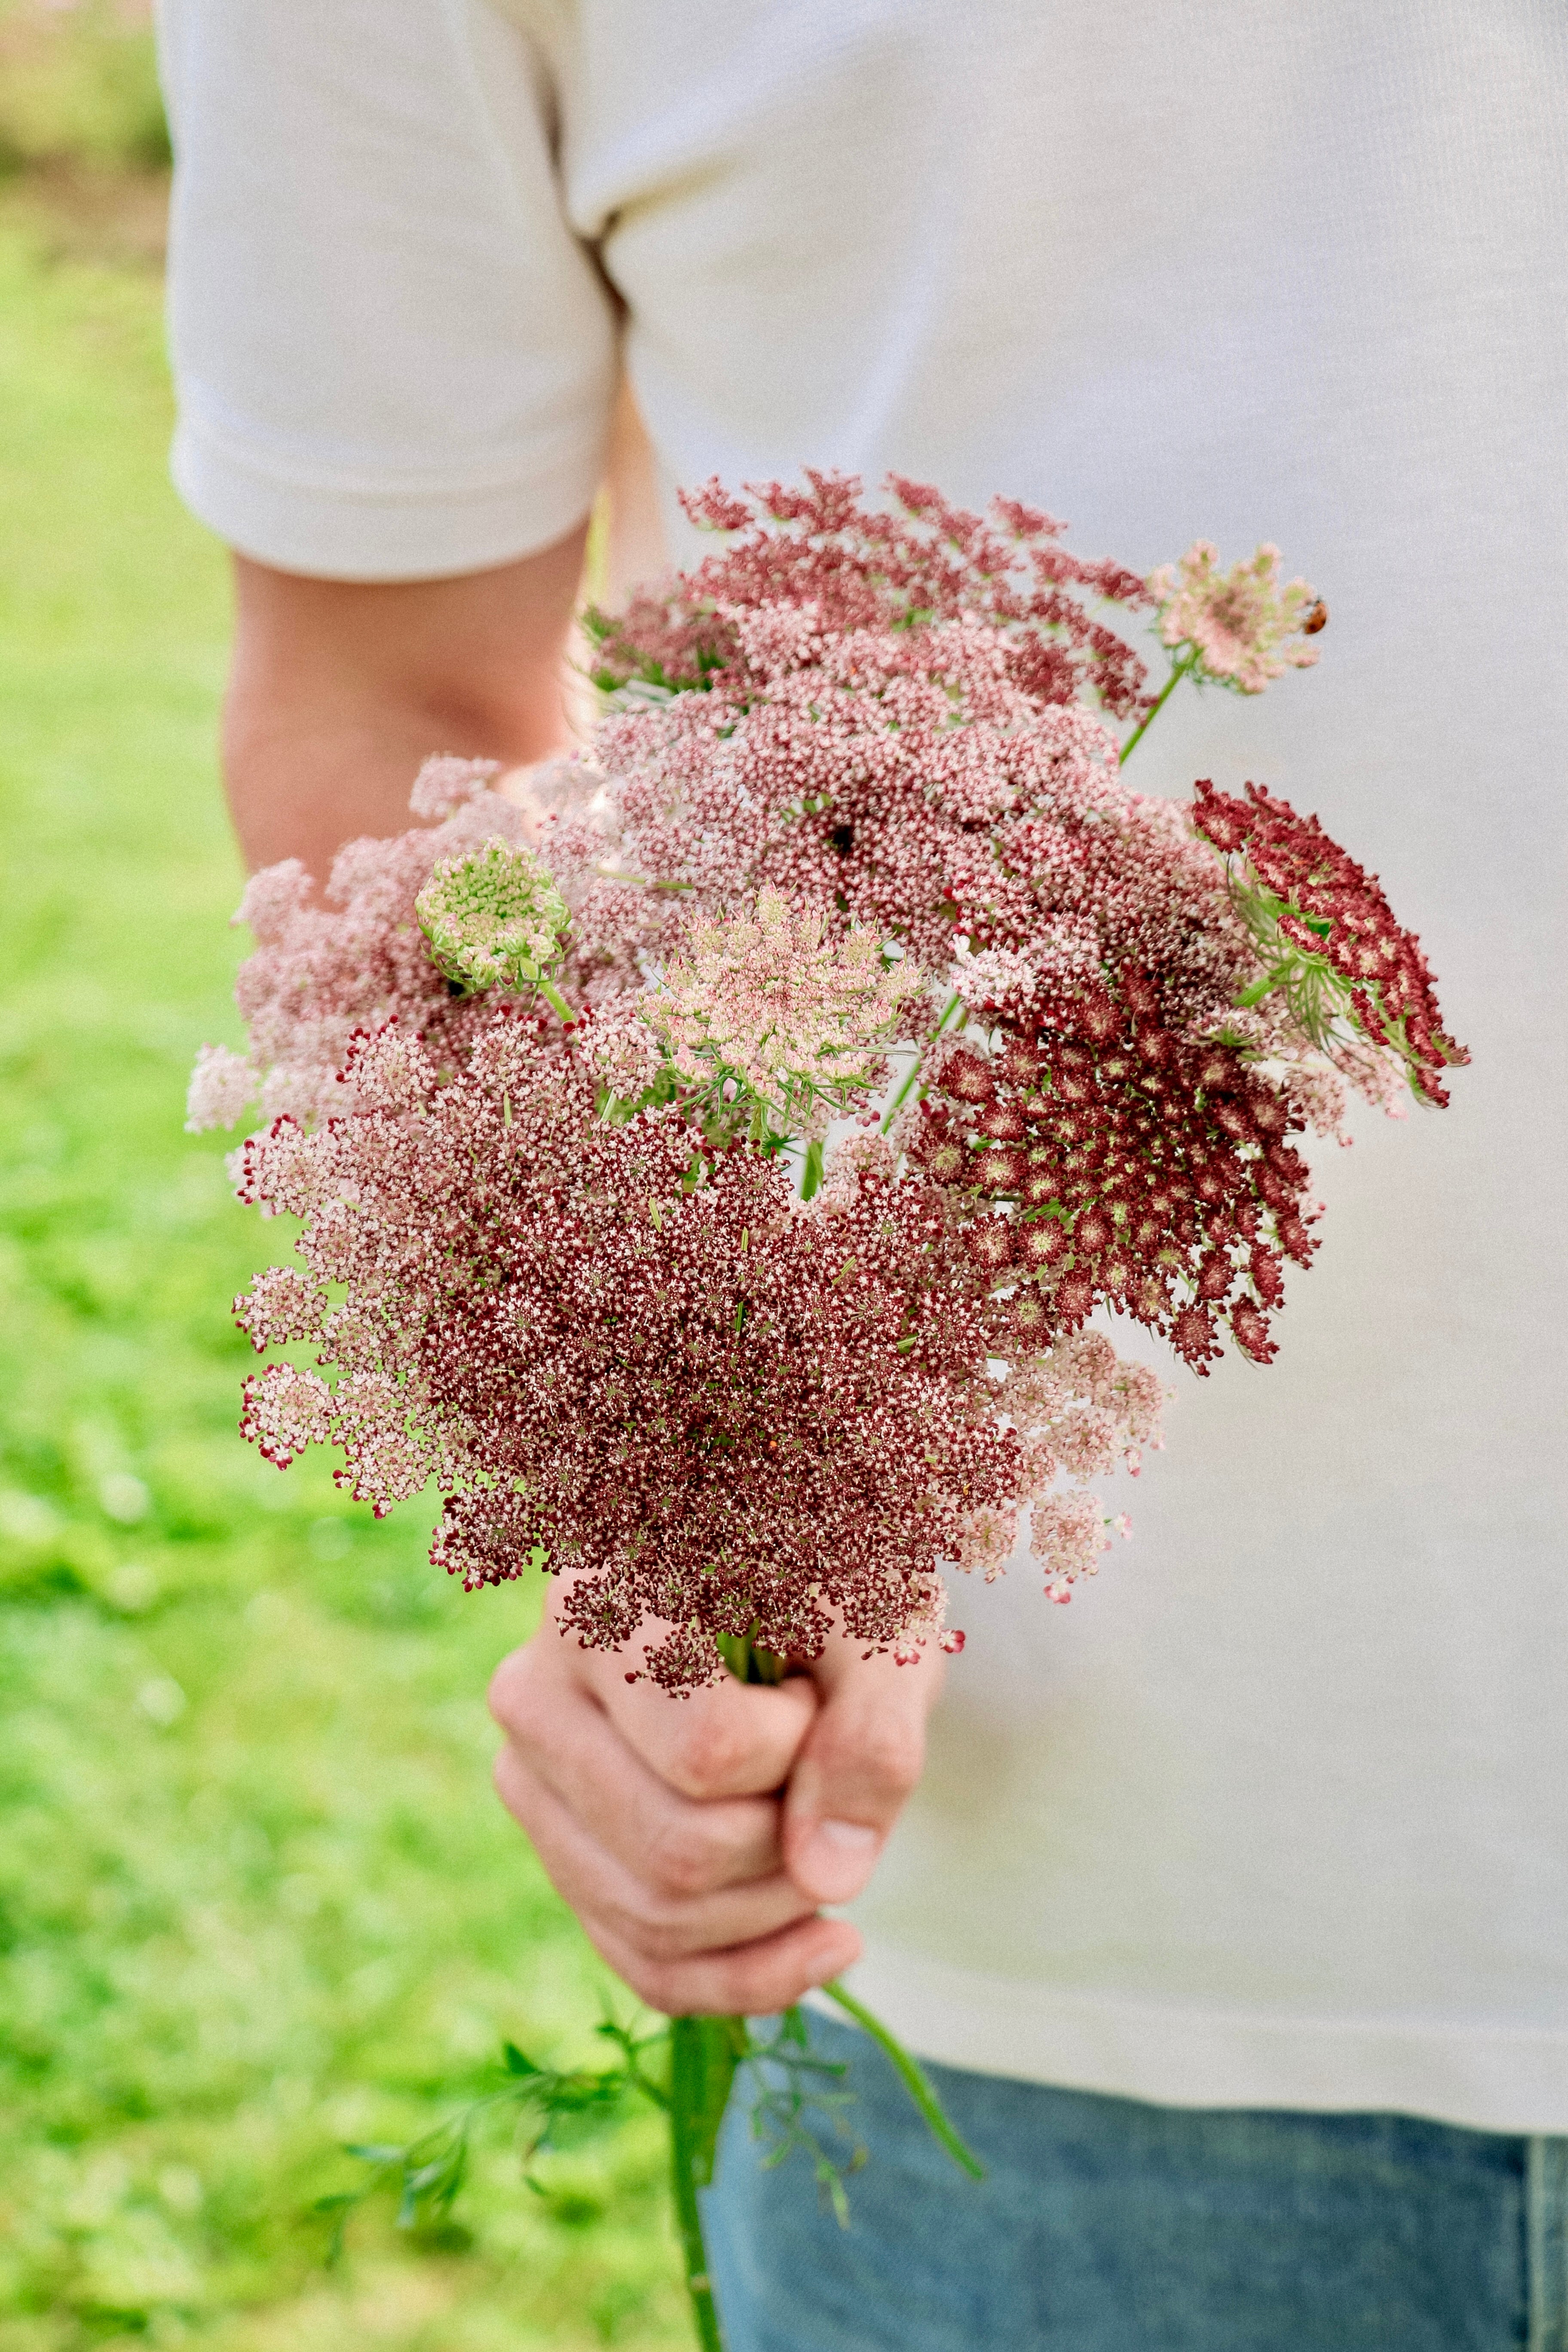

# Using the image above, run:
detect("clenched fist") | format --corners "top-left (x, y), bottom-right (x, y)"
top-left (489, 1580), bottom-right (945, 2016)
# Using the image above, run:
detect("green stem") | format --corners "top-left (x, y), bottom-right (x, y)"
top-left (665, 1638), bottom-right (787, 2343)
top-left (1119, 645), bottom-right (1199, 764)
top-left (881, 988), bottom-right (965, 1137)
top-left (668, 2018), bottom-right (729, 2352)
top-left (662, 1638), bottom-right (982, 2352)
top-left (819, 1979), bottom-right (986, 2181)
top-left (714, 1628), bottom-right (787, 1684)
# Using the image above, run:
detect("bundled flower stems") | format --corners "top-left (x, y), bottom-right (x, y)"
top-left (192, 475), bottom-right (1466, 2347)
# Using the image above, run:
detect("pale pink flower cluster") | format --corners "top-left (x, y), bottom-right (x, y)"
top-left (1148, 542), bottom-right (1325, 695)
top-left (588, 470), bottom-right (1155, 720)
top-left (186, 756), bottom-right (647, 1138)
top-left (940, 1332), bottom-right (1165, 1595)
top-left (643, 888), bottom-right (921, 1139)
top-left (603, 618), bottom-right (1155, 980)
top-left (187, 758), bottom-right (527, 1133)
top-left (1032, 1490), bottom-right (1124, 1605)
top-left (597, 612), bottom-right (1275, 1076)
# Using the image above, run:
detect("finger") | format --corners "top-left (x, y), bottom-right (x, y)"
top-left (782, 1638), bottom-right (946, 1904)
top-left (548, 1585), bottom-right (819, 1801)
top-left (494, 1741), bottom-right (820, 1962)
top-left (587, 1905), bottom-right (863, 2021)
top-left (490, 1641), bottom-right (784, 1896)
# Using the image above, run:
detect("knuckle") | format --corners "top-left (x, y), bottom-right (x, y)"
top-left (826, 1716), bottom-right (925, 1802)
top-left (646, 1815), bottom-right (726, 1900)
top-left (491, 1744), bottom-right (533, 1821)
top-left (664, 1715), bottom-right (751, 1800)
top-left (627, 1911), bottom-right (692, 1964)
top-left (715, 1949), bottom-right (803, 2018)
top-left (626, 1955), bottom-right (682, 2014)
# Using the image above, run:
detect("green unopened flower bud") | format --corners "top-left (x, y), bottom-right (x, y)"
top-left (415, 838), bottom-right (573, 1017)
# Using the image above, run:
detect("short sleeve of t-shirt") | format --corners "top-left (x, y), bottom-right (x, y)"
top-left (157, 0), bottom-right (617, 579)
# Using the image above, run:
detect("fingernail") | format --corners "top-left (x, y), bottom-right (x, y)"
top-left (800, 1819), bottom-right (879, 1901)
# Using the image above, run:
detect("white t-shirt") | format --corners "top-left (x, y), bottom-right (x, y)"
top-left (158, 0), bottom-right (1568, 2132)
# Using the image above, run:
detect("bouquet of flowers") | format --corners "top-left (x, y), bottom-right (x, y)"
top-left (191, 474), bottom-right (1465, 2346)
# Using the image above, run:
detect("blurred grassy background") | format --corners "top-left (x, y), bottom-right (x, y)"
top-left (0, 6), bottom-right (686, 2344)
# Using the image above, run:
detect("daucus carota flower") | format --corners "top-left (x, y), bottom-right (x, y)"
top-left (202, 469), bottom-right (1464, 1714)
top-left (912, 981), bottom-right (1319, 1372)
top-left (599, 609), bottom-right (1256, 1013)
top-left (187, 758), bottom-right (527, 1133)
top-left (587, 469), bottom-right (1155, 721)
top-left (1149, 541), bottom-right (1326, 694)
top-left (642, 889), bottom-right (921, 1140)
top-left (186, 1041), bottom-right (261, 1133)
top-left (415, 836), bottom-right (573, 1015)
top-left (1032, 1488), bottom-right (1126, 1605)
top-left (233, 1017), bottom-right (1013, 1688)
top-left (1192, 779), bottom-right (1469, 1104)
top-left (185, 757), bottom-right (646, 1138)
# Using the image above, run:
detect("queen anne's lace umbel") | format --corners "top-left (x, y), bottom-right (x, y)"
top-left (643, 889), bottom-right (921, 1141)
top-left (1149, 541), bottom-right (1326, 694)
top-left (233, 1023), bottom-right (1149, 1688)
top-left (1191, 780), bottom-right (1469, 1105)
top-left (187, 757), bottom-right (528, 1133)
top-left (415, 836), bottom-right (571, 1006)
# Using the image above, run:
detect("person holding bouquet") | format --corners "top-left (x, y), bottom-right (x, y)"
top-left (156, 4), bottom-right (1568, 2344)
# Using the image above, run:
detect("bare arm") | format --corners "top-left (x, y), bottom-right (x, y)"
top-left (223, 523), bottom-right (588, 880)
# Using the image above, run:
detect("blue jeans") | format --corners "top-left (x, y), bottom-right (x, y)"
top-left (704, 2013), bottom-right (1568, 2351)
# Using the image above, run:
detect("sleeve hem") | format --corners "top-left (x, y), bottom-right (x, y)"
top-left (170, 410), bottom-right (602, 582)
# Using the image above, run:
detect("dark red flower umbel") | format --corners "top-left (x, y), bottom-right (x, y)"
top-left (912, 973), bottom-right (1319, 1371)
top-left (1191, 780), bottom-right (1469, 1104)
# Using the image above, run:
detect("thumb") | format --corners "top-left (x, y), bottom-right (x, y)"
top-left (781, 1638), bottom-right (946, 1904)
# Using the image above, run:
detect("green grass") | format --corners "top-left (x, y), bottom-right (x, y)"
top-left (0, 2), bottom-right (168, 178)
top-left (0, 202), bottom-right (687, 2349)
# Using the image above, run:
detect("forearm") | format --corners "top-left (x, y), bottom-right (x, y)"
top-left (224, 690), bottom-right (557, 884)
top-left (223, 527), bottom-right (589, 880)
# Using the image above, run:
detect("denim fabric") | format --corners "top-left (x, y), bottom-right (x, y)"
top-left (704, 2012), bottom-right (1568, 2352)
